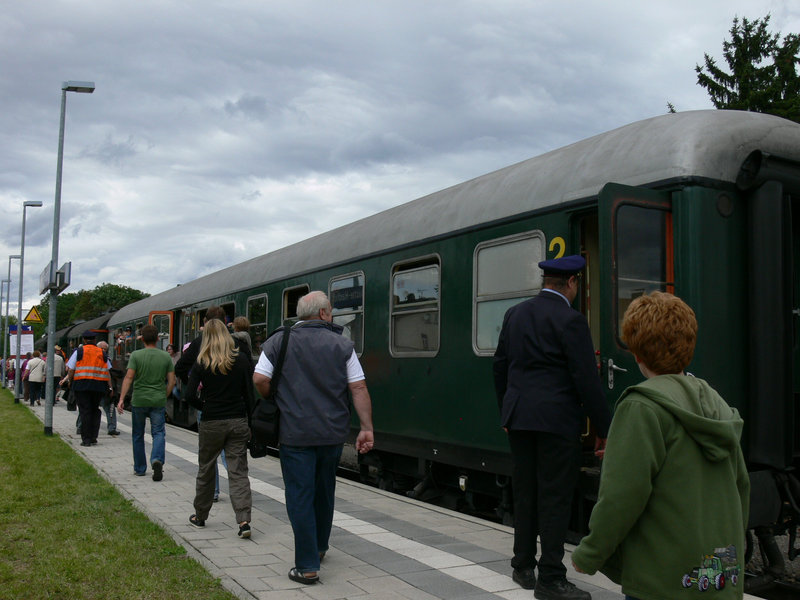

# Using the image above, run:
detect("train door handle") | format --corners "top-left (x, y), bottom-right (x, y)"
top-left (606, 358), bottom-right (628, 390)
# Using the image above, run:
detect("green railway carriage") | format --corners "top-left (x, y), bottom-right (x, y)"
top-left (108, 110), bottom-right (800, 563)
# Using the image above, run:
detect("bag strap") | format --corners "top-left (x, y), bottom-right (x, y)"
top-left (269, 325), bottom-right (292, 393)
top-left (250, 325), bottom-right (292, 421)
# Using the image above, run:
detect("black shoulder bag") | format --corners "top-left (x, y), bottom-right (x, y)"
top-left (248, 326), bottom-right (291, 458)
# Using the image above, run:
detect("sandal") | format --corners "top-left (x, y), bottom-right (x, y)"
top-left (189, 514), bottom-right (206, 528)
top-left (288, 567), bottom-right (319, 585)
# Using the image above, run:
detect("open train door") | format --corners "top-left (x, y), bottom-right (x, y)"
top-left (596, 183), bottom-right (674, 407)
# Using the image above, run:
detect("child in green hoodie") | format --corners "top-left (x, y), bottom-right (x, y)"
top-left (572, 292), bottom-right (749, 600)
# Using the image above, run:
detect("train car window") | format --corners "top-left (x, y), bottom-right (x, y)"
top-left (220, 302), bottom-right (235, 326)
top-left (134, 322), bottom-right (144, 350)
top-left (246, 295), bottom-right (268, 355)
top-left (390, 257), bottom-right (440, 356)
top-left (182, 312), bottom-right (194, 349)
top-left (615, 204), bottom-right (674, 336)
top-left (283, 285), bottom-right (310, 325)
top-left (329, 273), bottom-right (364, 355)
top-left (473, 231), bottom-right (545, 355)
top-left (151, 313), bottom-right (171, 351)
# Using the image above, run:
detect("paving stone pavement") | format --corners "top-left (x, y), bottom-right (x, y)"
top-left (30, 400), bottom-right (628, 600)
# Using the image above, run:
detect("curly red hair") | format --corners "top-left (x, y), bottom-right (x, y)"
top-left (621, 291), bottom-right (697, 375)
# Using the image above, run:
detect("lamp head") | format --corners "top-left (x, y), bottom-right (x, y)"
top-left (62, 81), bottom-right (95, 93)
top-left (24, 201), bottom-right (43, 208)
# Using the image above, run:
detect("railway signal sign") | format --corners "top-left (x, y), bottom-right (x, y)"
top-left (24, 306), bottom-right (43, 324)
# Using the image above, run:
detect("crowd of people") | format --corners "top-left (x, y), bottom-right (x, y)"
top-left (2, 345), bottom-right (67, 405)
top-left (19, 274), bottom-right (748, 598)
top-left (44, 292), bottom-right (375, 587)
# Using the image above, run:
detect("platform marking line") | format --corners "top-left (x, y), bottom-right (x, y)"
top-left (117, 424), bottom-right (520, 595)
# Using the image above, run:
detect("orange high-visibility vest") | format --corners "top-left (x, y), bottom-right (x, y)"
top-left (74, 344), bottom-right (110, 382)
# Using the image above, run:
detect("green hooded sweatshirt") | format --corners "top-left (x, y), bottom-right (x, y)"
top-left (572, 375), bottom-right (749, 600)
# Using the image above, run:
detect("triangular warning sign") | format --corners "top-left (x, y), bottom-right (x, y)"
top-left (24, 306), bottom-right (43, 323)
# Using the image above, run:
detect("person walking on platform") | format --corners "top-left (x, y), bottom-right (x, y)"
top-left (184, 319), bottom-right (255, 538)
top-left (572, 292), bottom-right (749, 600)
top-left (96, 341), bottom-right (120, 436)
top-left (493, 254), bottom-right (611, 600)
top-left (254, 291), bottom-right (374, 585)
top-left (116, 325), bottom-right (175, 480)
top-left (51, 346), bottom-right (66, 404)
top-left (61, 331), bottom-right (113, 447)
top-left (25, 350), bottom-right (46, 406)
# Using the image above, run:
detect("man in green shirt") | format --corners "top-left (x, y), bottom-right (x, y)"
top-left (117, 324), bottom-right (175, 481)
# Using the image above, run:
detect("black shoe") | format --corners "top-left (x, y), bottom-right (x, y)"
top-left (80, 441), bottom-right (92, 447)
top-left (534, 579), bottom-right (590, 600)
top-left (108, 430), bottom-right (120, 436)
top-left (152, 460), bottom-right (163, 482)
top-left (189, 514), bottom-right (205, 528)
top-left (91, 439), bottom-right (98, 445)
top-left (238, 522), bottom-right (251, 538)
top-left (288, 567), bottom-right (318, 585)
top-left (513, 568), bottom-right (537, 590)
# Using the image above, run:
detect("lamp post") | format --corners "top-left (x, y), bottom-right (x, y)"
top-left (44, 80), bottom-right (95, 434)
top-left (0, 279), bottom-right (7, 388)
top-left (3, 255), bottom-right (21, 390)
top-left (14, 201), bottom-right (43, 402)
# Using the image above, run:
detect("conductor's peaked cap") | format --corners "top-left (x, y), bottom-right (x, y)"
top-left (538, 254), bottom-right (586, 275)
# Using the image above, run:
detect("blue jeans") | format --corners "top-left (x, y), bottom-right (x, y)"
top-left (101, 396), bottom-right (117, 432)
top-left (280, 444), bottom-right (343, 573)
top-left (131, 406), bottom-right (166, 475)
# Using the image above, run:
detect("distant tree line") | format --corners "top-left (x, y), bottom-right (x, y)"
top-left (32, 283), bottom-right (149, 339)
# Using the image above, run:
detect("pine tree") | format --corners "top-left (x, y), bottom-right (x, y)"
top-left (696, 15), bottom-right (800, 123)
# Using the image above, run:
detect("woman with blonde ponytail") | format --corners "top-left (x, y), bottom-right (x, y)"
top-left (185, 318), bottom-right (255, 538)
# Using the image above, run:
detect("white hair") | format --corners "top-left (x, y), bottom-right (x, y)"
top-left (296, 291), bottom-right (330, 319)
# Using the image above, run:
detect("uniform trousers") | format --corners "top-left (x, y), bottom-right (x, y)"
top-left (75, 389), bottom-right (104, 443)
top-left (508, 429), bottom-right (581, 583)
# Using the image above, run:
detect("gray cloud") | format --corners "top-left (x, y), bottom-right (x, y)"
top-left (1, 0), bottom-right (797, 315)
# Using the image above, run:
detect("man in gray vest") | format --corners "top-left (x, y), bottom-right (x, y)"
top-left (253, 291), bottom-right (374, 586)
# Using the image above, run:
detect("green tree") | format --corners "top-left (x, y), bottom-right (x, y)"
top-left (696, 14), bottom-right (800, 123)
top-left (31, 283), bottom-right (149, 339)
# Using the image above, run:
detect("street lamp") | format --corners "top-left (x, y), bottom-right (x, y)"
top-left (14, 201), bottom-right (43, 402)
top-left (3, 255), bottom-right (21, 390)
top-left (0, 279), bottom-right (7, 388)
top-left (44, 80), bottom-right (95, 433)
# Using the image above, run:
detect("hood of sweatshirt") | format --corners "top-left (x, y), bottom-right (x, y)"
top-left (617, 374), bottom-right (743, 462)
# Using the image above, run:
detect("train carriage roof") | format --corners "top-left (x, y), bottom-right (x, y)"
top-left (110, 109), bottom-right (800, 326)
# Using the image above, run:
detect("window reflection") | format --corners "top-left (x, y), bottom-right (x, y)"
top-left (616, 204), bottom-right (672, 336)
top-left (330, 274), bottom-right (364, 354)
top-left (391, 261), bottom-right (440, 355)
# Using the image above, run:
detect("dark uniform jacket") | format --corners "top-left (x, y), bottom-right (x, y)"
top-left (493, 290), bottom-right (611, 439)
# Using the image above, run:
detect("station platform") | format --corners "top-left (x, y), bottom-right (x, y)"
top-left (32, 399), bottom-right (630, 600)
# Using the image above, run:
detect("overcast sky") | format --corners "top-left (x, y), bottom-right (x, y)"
top-left (2, 1), bottom-right (798, 318)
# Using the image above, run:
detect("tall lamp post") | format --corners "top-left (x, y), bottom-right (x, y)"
top-left (3, 255), bottom-right (21, 389)
top-left (0, 279), bottom-right (7, 388)
top-left (13, 200), bottom-right (43, 402)
top-left (44, 80), bottom-right (95, 434)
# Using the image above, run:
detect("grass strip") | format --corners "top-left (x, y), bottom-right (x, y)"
top-left (0, 390), bottom-right (238, 600)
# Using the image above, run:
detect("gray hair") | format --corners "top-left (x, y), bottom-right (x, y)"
top-left (296, 291), bottom-right (331, 320)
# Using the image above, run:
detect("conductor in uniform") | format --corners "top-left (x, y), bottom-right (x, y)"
top-left (493, 254), bottom-right (612, 600)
